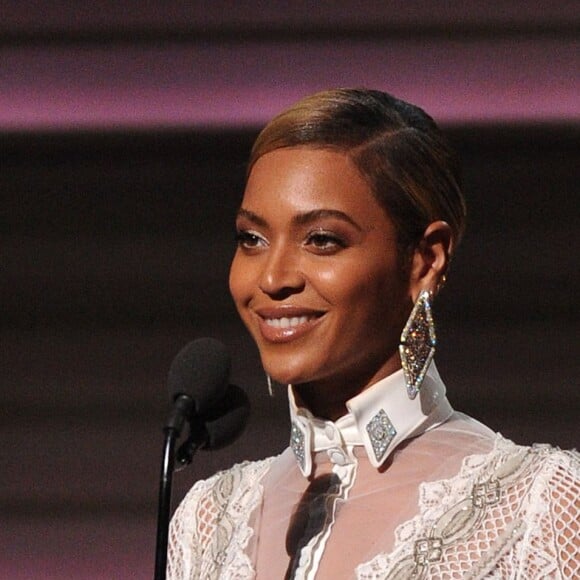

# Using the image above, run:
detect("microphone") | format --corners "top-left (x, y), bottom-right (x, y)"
top-left (168, 337), bottom-right (231, 415)
top-left (165, 337), bottom-right (250, 463)
top-left (164, 337), bottom-right (231, 435)
top-left (155, 338), bottom-right (249, 580)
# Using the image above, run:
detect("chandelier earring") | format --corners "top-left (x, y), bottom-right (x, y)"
top-left (399, 289), bottom-right (436, 400)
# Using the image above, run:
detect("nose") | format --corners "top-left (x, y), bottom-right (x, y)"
top-left (258, 244), bottom-right (305, 298)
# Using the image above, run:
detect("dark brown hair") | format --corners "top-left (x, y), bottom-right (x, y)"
top-left (249, 88), bottom-right (466, 253)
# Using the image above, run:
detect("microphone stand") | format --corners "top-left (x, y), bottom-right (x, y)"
top-left (154, 395), bottom-right (197, 580)
top-left (154, 427), bottom-right (178, 580)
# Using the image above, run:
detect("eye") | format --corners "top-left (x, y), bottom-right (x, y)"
top-left (235, 230), bottom-right (268, 250)
top-left (305, 230), bottom-right (346, 254)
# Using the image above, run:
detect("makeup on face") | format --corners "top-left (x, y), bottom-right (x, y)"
top-left (229, 147), bottom-right (413, 415)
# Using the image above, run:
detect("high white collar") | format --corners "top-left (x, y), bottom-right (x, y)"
top-left (288, 362), bottom-right (453, 476)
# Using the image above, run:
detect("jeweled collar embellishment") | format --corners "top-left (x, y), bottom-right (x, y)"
top-left (290, 421), bottom-right (307, 472)
top-left (366, 409), bottom-right (397, 463)
top-left (288, 362), bottom-right (452, 477)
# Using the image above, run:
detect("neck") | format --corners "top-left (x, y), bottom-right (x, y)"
top-left (293, 355), bottom-right (402, 421)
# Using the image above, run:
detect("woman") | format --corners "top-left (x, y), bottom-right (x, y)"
top-left (168, 89), bottom-right (578, 579)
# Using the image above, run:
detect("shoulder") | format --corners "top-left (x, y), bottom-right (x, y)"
top-left (465, 438), bottom-right (580, 578)
top-left (431, 422), bottom-right (579, 487)
top-left (527, 442), bottom-right (579, 488)
top-left (513, 441), bottom-right (579, 517)
top-left (412, 435), bottom-right (574, 518)
top-left (490, 436), bottom-right (579, 492)
top-left (454, 434), bottom-right (579, 508)
top-left (529, 441), bottom-right (579, 471)
top-left (508, 442), bottom-right (579, 578)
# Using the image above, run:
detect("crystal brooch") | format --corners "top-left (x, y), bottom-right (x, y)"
top-left (366, 409), bottom-right (397, 462)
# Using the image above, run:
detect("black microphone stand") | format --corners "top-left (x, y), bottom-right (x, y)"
top-left (154, 395), bottom-right (197, 580)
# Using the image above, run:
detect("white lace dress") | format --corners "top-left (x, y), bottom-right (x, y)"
top-left (167, 368), bottom-right (579, 579)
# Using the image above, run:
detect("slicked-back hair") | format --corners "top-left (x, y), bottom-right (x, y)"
top-left (249, 89), bottom-right (466, 254)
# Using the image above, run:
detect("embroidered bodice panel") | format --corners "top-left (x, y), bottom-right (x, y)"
top-left (167, 422), bottom-right (579, 579)
top-left (167, 457), bottom-right (275, 580)
top-left (356, 438), bottom-right (579, 579)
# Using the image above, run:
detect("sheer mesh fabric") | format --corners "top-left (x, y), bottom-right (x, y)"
top-left (522, 451), bottom-right (579, 579)
top-left (167, 415), bottom-right (579, 579)
top-left (552, 460), bottom-right (580, 577)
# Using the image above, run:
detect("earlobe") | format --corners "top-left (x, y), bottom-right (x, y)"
top-left (409, 221), bottom-right (453, 300)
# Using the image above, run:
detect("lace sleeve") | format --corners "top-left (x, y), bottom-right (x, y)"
top-left (519, 448), bottom-right (579, 579)
top-left (166, 470), bottom-right (222, 580)
top-left (166, 458), bottom-right (274, 580)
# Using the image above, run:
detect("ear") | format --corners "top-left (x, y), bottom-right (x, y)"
top-left (409, 221), bottom-right (453, 300)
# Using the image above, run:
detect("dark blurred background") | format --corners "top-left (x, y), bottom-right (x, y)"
top-left (1, 2), bottom-right (578, 578)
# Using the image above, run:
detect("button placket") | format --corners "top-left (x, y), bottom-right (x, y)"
top-left (328, 449), bottom-right (347, 466)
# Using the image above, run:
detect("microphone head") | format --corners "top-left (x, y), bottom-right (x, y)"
top-left (167, 338), bottom-right (231, 416)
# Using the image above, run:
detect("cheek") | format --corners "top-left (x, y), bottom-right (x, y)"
top-left (314, 260), bottom-right (404, 311)
top-left (315, 265), bottom-right (341, 286)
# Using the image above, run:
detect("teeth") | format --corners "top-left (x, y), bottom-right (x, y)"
top-left (265, 315), bottom-right (311, 328)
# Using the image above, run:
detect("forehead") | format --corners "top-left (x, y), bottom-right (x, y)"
top-left (242, 147), bottom-right (387, 224)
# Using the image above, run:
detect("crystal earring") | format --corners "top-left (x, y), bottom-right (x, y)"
top-left (399, 289), bottom-right (436, 400)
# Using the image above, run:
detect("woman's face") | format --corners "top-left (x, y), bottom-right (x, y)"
top-left (229, 147), bottom-right (415, 406)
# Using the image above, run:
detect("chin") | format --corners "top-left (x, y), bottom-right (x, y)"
top-left (261, 354), bottom-right (317, 386)
top-left (265, 367), bottom-right (304, 386)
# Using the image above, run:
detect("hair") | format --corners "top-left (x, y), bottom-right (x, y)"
top-left (249, 88), bottom-right (466, 255)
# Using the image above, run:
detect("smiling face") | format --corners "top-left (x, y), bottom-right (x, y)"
top-left (229, 147), bottom-right (418, 418)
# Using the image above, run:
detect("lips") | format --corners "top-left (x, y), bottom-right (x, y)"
top-left (254, 307), bottom-right (324, 342)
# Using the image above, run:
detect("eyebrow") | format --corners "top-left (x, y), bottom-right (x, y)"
top-left (235, 208), bottom-right (268, 227)
top-left (236, 208), bottom-right (363, 231)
